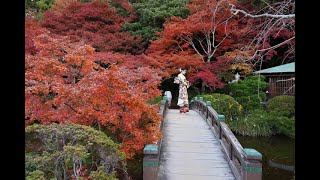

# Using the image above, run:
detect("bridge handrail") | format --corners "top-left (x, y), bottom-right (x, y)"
top-left (143, 95), bottom-right (169, 180)
top-left (190, 98), bottom-right (262, 180)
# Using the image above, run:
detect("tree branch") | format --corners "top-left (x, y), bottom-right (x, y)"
top-left (230, 4), bottom-right (295, 18)
top-left (64, 102), bottom-right (79, 113)
top-left (276, 77), bottom-right (295, 82)
top-left (250, 36), bottom-right (295, 59)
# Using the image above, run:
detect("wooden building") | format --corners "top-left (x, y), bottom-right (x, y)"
top-left (254, 62), bottom-right (295, 98)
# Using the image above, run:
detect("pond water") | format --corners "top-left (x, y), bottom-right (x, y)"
top-left (236, 135), bottom-right (295, 180)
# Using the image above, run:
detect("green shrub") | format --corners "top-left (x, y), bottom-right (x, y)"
top-left (229, 109), bottom-right (274, 137)
top-left (201, 93), bottom-right (243, 122)
top-left (269, 114), bottom-right (295, 139)
top-left (89, 166), bottom-right (118, 180)
top-left (277, 118), bottom-right (295, 138)
top-left (26, 170), bottom-right (46, 180)
top-left (267, 95), bottom-right (295, 118)
top-left (36, 0), bottom-right (54, 12)
top-left (148, 96), bottom-right (162, 105)
top-left (25, 123), bottom-right (125, 179)
top-left (228, 109), bottom-right (295, 139)
top-left (229, 75), bottom-right (268, 111)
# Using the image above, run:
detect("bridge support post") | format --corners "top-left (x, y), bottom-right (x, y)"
top-left (206, 101), bottom-right (211, 119)
top-left (143, 144), bottom-right (160, 180)
top-left (217, 115), bottom-right (225, 139)
top-left (242, 148), bottom-right (262, 180)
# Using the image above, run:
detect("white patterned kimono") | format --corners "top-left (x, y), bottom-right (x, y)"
top-left (177, 73), bottom-right (189, 107)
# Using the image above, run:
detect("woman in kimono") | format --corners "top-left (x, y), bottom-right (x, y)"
top-left (176, 67), bottom-right (190, 113)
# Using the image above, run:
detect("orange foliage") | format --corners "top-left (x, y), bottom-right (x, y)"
top-left (25, 19), bottom-right (162, 158)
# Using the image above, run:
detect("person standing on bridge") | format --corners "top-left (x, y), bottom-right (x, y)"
top-left (175, 67), bottom-right (190, 113)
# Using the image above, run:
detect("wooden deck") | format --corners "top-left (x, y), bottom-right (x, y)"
top-left (158, 109), bottom-right (235, 180)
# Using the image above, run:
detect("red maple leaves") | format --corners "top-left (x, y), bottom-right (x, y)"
top-left (25, 18), bottom-right (162, 158)
top-left (42, 1), bottom-right (145, 54)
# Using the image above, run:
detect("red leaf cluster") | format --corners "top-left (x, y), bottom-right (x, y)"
top-left (42, 1), bottom-right (145, 54)
top-left (146, 0), bottom-right (240, 90)
top-left (25, 19), bottom-right (162, 159)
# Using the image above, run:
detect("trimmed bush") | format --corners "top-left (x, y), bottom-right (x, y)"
top-left (274, 116), bottom-right (295, 139)
top-left (267, 112), bottom-right (295, 139)
top-left (202, 93), bottom-right (243, 122)
top-left (229, 75), bottom-right (268, 112)
top-left (267, 95), bottom-right (295, 118)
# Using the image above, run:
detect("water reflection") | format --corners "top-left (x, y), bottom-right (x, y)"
top-left (236, 135), bottom-right (295, 180)
top-left (268, 160), bottom-right (295, 172)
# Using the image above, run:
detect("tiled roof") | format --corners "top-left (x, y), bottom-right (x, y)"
top-left (254, 62), bottom-right (295, 74)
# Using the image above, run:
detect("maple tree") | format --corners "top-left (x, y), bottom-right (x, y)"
top-left (229, 0), bottom-right (295, 69)
top-left (25, 18), bottom-right (163, 159)
top-left (148, 0), bottom-right (239, 62)
top-left (42, 1), bottom-right (146, 54)
top-left (147, 0), bottom-right (241, 92)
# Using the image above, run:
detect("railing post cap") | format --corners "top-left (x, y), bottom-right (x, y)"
top-left (242, 148), bottom-right (262, 160)
top-left (206, 101), bottom-right (211, 106)
top-left (144, 144), bottom-right (158, 155)
top-left (218, 114), bottom-right (225, 121)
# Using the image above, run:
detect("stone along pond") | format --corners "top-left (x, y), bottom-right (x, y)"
top-left (236, 135), bottom-right (295, 180)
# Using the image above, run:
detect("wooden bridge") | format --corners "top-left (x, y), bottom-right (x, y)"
top-left (143, 94), bottom-right (262, 180)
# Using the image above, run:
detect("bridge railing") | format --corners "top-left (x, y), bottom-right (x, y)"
top-left (143, 95), bottom-right (169, 180)
top-left (190, 97), bottom-right (262, 180)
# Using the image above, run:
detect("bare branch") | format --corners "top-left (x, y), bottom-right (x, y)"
top-left (230, 4), bottom-right (295, 18)
top-left (183, 36), bottom-right (203, 59)
top-left (276, 77), bottom-right (295, 82)
top-left (283, 84), bottom-right (295, 95)
top-left (229, 0), bottom-right (295, 66)
top-left (250, 36), bottom-right (295, 60)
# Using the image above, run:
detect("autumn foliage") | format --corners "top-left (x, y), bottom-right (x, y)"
top-left (25, 0), bottom-right (295, 162)
top-left (147, 0), bottom-right (240, 91)
top-left (42, 1), bottom-right (146, 54)
top-left (25, 17), bottom-right (46, 55)
top-left (25, 18), bottom-right (162, 158)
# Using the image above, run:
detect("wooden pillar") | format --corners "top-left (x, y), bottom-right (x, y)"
top-left (206, 101), bottom-right (211, 119)
top-left (242, 148), bottom-right (262, 180)
top-left (217, 115), bottom-right (225, 139)
top-left (143, 144), bottom-right (160, 180)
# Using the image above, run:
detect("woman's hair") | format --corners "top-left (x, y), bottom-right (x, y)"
top-left (179, 67), bottom-right (187, 72)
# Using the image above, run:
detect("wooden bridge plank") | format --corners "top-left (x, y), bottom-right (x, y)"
top-left (158, 109), bottom-right (235, 180)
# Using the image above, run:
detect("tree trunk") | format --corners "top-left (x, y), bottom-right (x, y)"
top-left (97, 121), bottom-right (101, 131)
top-left (201, 81), bottom-right (206, 94)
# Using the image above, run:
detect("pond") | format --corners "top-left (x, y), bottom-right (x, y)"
top-left (236, 135), bottom-right (295, 180)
